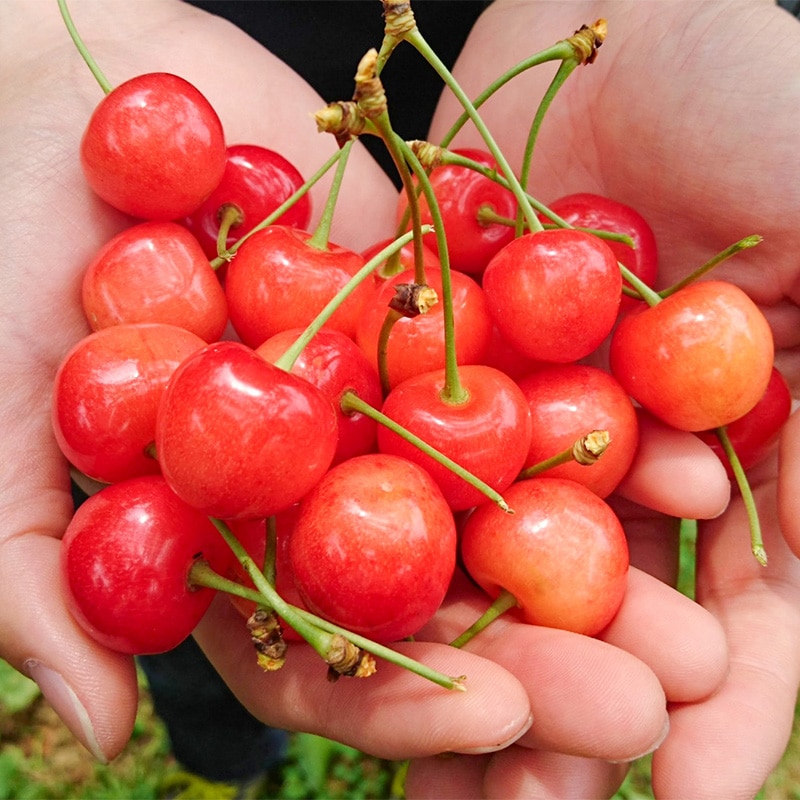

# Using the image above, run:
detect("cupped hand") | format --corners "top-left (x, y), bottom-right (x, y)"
top-left (416, 0), bottom-right (800, 796)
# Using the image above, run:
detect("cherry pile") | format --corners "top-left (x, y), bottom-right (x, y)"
top-left (53, 0), bottom-right (787, 691)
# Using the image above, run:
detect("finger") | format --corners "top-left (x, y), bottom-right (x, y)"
top-left (483, 748), bottom-right (628, 800)
top-left (193, 595), bottom-right (533, 760)
top-left (0, 530), bottom-right (138, 762)
top-left (652, 480), bottom-right (800, 800)
top-left (417, 573), bottom-right (669, 762)
top-left (599, 567), bottom-right (729, 703)
top-left (614, 411), bottom-right (730, 520)
top-left (405, 754), bottom-right (487, 800)
top-left (778, 407), bottom-right (800, 558)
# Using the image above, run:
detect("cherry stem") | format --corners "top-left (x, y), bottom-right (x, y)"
top-left (263, 516), bottom-right (278, 585)
top-left (657, 235), bottom-right (763, 300)
top-left (516, 57), bottom-right (579, 236)
top-left (57, 0), bottom-right (113, 94)
top-left (478, 207), bottom-right (636, 248)
top-left (205, 519), bottom-right (465, 690)
top-left (713, 426), bottom-right (767, 566)
top-left (518, 429), bottom-right (610, 480)
top-left (401, 28), bottom-right (542, 234)
top-left (340, 390), bottom-right (512, 513)
top-left (210, 149), bottom-right (342, 269)
top-left (307, 139), bottom-right (354, 252)
top-left (189, 559), bottom-right (267, 607)
top-left (376, 308), bottom-right (404, 396)
top-left (449, 590), bottom-right (519, 649)
top-left (273, 227), bottom-right (430, 372)
top-left (215, 204), bottom-right (243, 260)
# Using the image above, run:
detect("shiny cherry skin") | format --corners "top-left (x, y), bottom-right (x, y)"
top-left (183, 144), bottom-right (312, 260)
top-left (225, 225), bottom-right (371, 348)
top-left (377, 365), bottom-right (533, 511)
top-left (516, 364), bottom-right (639, 498)
top-left (396, 148), bottom-right (516, 275)
top-left (544, 192), bottom-right (658, 312)
top-left (289, 453), bottom-right (457, 643)
top-left (696, 365), bottom-right (792, 478)
top-left (256, 327), bottom-right (382, 465)
top-left (482, 229), bottom-right (622, 363)
top-left (356, 267), bottom-right (492, 390)
top-left (156, 340), bottom-right (338, 519)
top-left (609, 280), bottom-right (774, 431)
top-left (461, 477), bottom-right (629, 637)
top-left (52, 323), bottom-right (206, 484)
top-left (61, 474), bottom-right (233, 654)
top-left (80, 73), bottom-right (227, 220)
top-left (81, 221), bottom-right (228, 342)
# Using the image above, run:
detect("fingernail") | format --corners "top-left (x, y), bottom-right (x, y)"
top-left (609, 713), bottom-right (670, 764)
top-left (455, 713), bottom-right (534, 755)
top-left (24, 660), bottom-right (109, 764)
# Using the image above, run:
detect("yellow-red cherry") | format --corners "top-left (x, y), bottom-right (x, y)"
top-left (609, 280), bottom-right (774, 431)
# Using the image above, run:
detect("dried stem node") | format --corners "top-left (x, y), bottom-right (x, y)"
top-left (568, 19), bottom-right (608, 64)
top-left (389, 283), bottom-right (438, 317)
top-left (573, 429), bottom-right (610, 465)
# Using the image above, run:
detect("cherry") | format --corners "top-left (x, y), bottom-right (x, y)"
top-left (696, 365), bottom-right (792, 478)
top-left (224, 225), bottom-right (371, 348)
top-left (516, 364), bottom-right (639, 498)
top-left (377, 364), bottom-right (533, 511)
top-left (256, 327), bottom-right (383, 465)
top-left (288, 453), bottom-right (457, 643)
top-left (460, 477), bottom-right (629, 637)
top-left (81, 221), bottom-right (228, 343)
top-left (155, 340), bottom-right (338, 519)
top-left (543, 192), bottom-right (658, 312)
top-left (80, 73), bottom-right (227, 220)
top-left (183, 144), bottom-right (312, 260)
top-left (60, 474), bottom-right (232, 654)
top-left (481, 228), bottom-right (622, 363)
top-left (52, 323), bottom-right (206, 484)
top-left (609, 280), bottom-right (775, 431)
top-left (355, 266), bottom-right (492, 390)
top-left (396, 148), bottom-right (517, 275)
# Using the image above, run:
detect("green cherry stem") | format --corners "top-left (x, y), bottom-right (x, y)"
top-left (273, 227), bottom-right (431, 372)
top-left (210, 148), bottom-right (342, 269)
top-left (714, 426), bottom-right (767, 566)
top-left (57, 0), bottom-right (113, 94)
top-left (657, 235), bottom-right (763, 299)
top-left (340, 390), bottom-right (511, 513)
top-left (306, 139), bottom-right (353, 252)
top-left (401, 28), bottom-right (542, 234)
top-left (518, 430), bottom-right (610, 480)
top-left (449, 590), bottom-right (519, 649)
top-left (189, 560), bottom-right (267, 608)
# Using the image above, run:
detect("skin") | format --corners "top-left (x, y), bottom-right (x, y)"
top-left (0, 1), bottom-right (798, 798)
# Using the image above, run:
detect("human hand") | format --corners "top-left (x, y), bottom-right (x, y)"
top-left (408, 0), bottom-right (800, 796)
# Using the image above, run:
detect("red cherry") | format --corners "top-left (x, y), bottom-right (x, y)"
top-left (482, 229), bottom-right (622, 363)
top-left (609, 280), bottom-right (774, 431)
top-left (544, 193), bottom-right (658, 312)
top-left (224, 225), bottom-right (371, 348)
top-left (695, 365), bottom-right (792, 478)
top-left (516, 364), bottom-right (639, 498)
top-left (460, 478), bottom-right (629, 637)
top-left (377, 365), bottom-right (533, 511)
top-left (289, 453), bottom-right (457, 643)
top-left (52, 323), bottom-right (206, 484)
top-left (396, 148), bottom-right (516, 275)
top-left (156, 340), bottom-right (338, 519)
top-left (61, 474), bottom-right (232, 654)
top-left (80, 73), bottom-right (227, 220)
top-left (355, 267), bottom-right (492, 389)
top-left (183, 144), bottom-right (312, 260)
top-left (81, 221), bottom-right (228, 342)
top-left (256, 327), bottom-right (382, 465)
